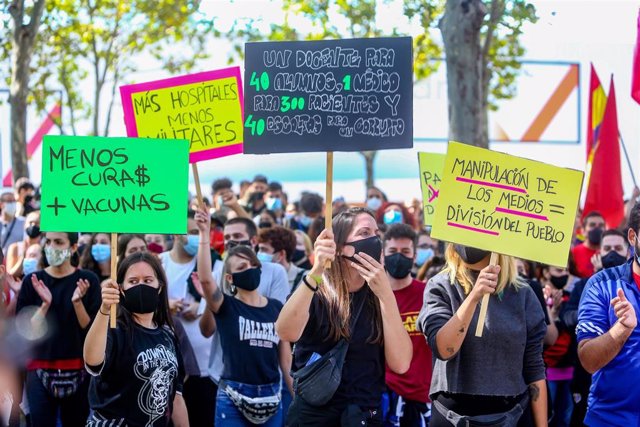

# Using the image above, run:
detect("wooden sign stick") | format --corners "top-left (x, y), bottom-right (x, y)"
top-left (110, 233), bottom-right (118, 328)
top-left (475, 252), bottom-right (499, 337)
top-left (324, 152), bottom-right (334, 269)
top-left (192, 163), bottom-right (205, 209)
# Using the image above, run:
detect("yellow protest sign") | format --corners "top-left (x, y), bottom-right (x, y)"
top-left (120, 67), bottom-right (244, 163)
top-left (418, 152), bottom-right (446, 226)
top-left (431, 142), bottom-right (584, 267)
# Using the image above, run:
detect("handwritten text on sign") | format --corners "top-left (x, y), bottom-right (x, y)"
top-left (243, 37), bottom-right (413, 153)
top-left (120, 67), bottom-right (244, 163)
top-left (41, 136), bottom-right (189, 234)
top-left (431, 142), bottom-right (583, 267)
top-left (418, 152), bottom-right (445, 226)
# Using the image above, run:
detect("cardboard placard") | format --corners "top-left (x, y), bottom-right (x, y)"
top-left (418, 152), bottom-right (446, 226)
top-left (243, 37), bottom-right (413, 153)
top-left (41, 135), bottom-right (189, 234)
top-left (431, 142), bottom-right (584, 267)
top-left (120, 67), bottom-right (244, 163)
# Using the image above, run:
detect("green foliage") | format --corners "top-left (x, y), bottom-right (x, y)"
top-left (482, 0), bottom-right (538, 110)
top-left (1, 0), bottom-right (212, 134)
top-left (225, 0), bottom-right (536, 103)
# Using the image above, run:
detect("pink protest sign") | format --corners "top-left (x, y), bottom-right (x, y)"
top-left (120, 67), bottom-right (244, 163)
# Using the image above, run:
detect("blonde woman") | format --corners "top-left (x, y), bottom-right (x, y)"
top-left (418, 244), bottom-right (547, 427)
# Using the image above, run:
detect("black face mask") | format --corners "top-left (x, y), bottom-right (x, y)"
top-left (25, 225), bottom-right (40, 238)
top-left (226, 240), bottom-right (252, 251)
top-left (384, 253), bottom-right (414, 279)
top-left (122, 284), bottom-right (160, 314)
top-left (291, 249), bottom-right (306, 263)
top-left (342, 236), bottom-right (382, 264)
top-left (258, 222), bottom-right (273, 229)
top-left (550, 274), bottom-right (569, 289)
top-left (454, 244), bottom-right (490, 265)
top-left (588, 228), bottom-right (604, 246)
top-left (601, 251), bottom-right (627, 269)
top-left (231, 267), bottom-right (261, 291)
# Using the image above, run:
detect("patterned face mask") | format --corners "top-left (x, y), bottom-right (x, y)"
top-left (45, 246), bottom-right (71, 267)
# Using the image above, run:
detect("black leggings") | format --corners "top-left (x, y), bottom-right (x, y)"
top-left (286, 396), bottom-right (382, 427)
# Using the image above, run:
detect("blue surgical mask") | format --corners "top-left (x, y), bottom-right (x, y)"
top-left (366, 197), bottom-right (382, 211)
top-left (266, 197), bottom-right (282, 211)
top-left (23, 258), bottom-right (38, 275)
top-left (415, 248), bottom-right (434, 267)
top-left (183, 235), bottom-right (200, 256)
top-left (299, 215), bottom-right (312, 228)
top-left (91, 244), bottom-right (111, 263)
top-left (383, 210), bottom-right (403, 225)
top-left (257, 252), bottom-right (274, 263)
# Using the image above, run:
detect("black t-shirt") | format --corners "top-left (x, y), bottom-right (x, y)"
top-left (87, 322), bottom-right (185, 427)
top-left (215, 296), bottom-right (283, 385)
top-left (293, 285), bottom-right (385, 408)
top-left (16, 268), bottom-right (101, 361)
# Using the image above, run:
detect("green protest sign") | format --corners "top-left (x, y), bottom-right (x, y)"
top-left (41, 135), bottom-right (189, 234)
top-left (418, 152), bottom-right (446, 226)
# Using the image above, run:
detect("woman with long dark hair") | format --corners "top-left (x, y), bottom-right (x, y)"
top-left (276, 207), bottom-right (412, 426)
top-left (195, 208), bottom-right (292, 426)
top-left (83, 252), bottom-right (188, 426)
top-left (79, 233), bottom-right (112, 281)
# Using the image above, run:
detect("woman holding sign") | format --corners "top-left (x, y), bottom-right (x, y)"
top-left (277, 207), bottom-right (412, 426)
top-left (83, 252), bottom-right (189, 426)
top-left (418, 245), bottom-right (547, 426)
top-left (195, 208), bottom-right (293, 427)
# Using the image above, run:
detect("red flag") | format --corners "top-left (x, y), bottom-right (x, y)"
top-left (586, 64), bottom-right (607, 161)
top-left (633, 9), bottom-right (640, 104)
top-left (583, 77), bottom-right (624, 228)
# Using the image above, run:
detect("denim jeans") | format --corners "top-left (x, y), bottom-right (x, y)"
top-left (548, 380), bottom-right (573, 427)
top-left (215, 379), bottom-right (282, 427)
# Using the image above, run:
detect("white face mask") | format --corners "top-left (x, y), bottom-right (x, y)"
top-left (3, 202), bottom-right (16, 216)
top-left (366, 197), bottom-right (383, 211)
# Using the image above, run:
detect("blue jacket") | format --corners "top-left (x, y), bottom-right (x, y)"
top-left (577, 259), bottom-right (640, 426)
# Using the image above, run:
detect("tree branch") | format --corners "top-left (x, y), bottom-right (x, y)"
top-left (27, 0), bottom-right (46, 34)
top-left (103, 63), bottom-right (120, 137)
top-left (8, 0), bottom-right (23, 23)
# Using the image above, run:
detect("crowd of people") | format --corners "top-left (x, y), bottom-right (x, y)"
top-left (0, 174), bottom-right (638, 427)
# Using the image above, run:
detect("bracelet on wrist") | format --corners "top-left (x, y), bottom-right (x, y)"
top-left (308, 274), bottom-right (323, 285)
top-left (303, 275), bottom-right (319, 293)
top-left (99, 308), bottom-right (110, 316)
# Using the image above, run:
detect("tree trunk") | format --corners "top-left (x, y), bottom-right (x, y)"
top-left (10, 54), bottom-right (29, 181)
top-left (361, 150), bottom-right (377, 189)
top-left (439, 0), bottom-right (487, 147)
top-left (9, 0), bottom-right (46, 183)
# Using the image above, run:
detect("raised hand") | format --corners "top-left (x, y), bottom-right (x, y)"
top-left (100, 279), bottom-right (120, 312)
top-left (194, 208), bottom-right (211, 234)
top-left (72, 278), bottom-right (90, 304)
top-left (351, 252), bottom-right (390, 298)
top-left (31, 274), bottom-right (52, 307)
top-left (221, 190), bottom-right (240, 208)
top-left (310, 228), bottom-right (336, 276)
top-left (191, 272), bottom-right (205, 299)
top-left (611, 288), bottom-right (637, 330)
top-left (470, 265), bottom-right (501, 303)
top-left (6, 275), bottom-right (21, 295)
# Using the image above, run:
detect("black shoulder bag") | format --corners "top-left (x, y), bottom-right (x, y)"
top-left (291, 292), bottom-right (367, 407)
